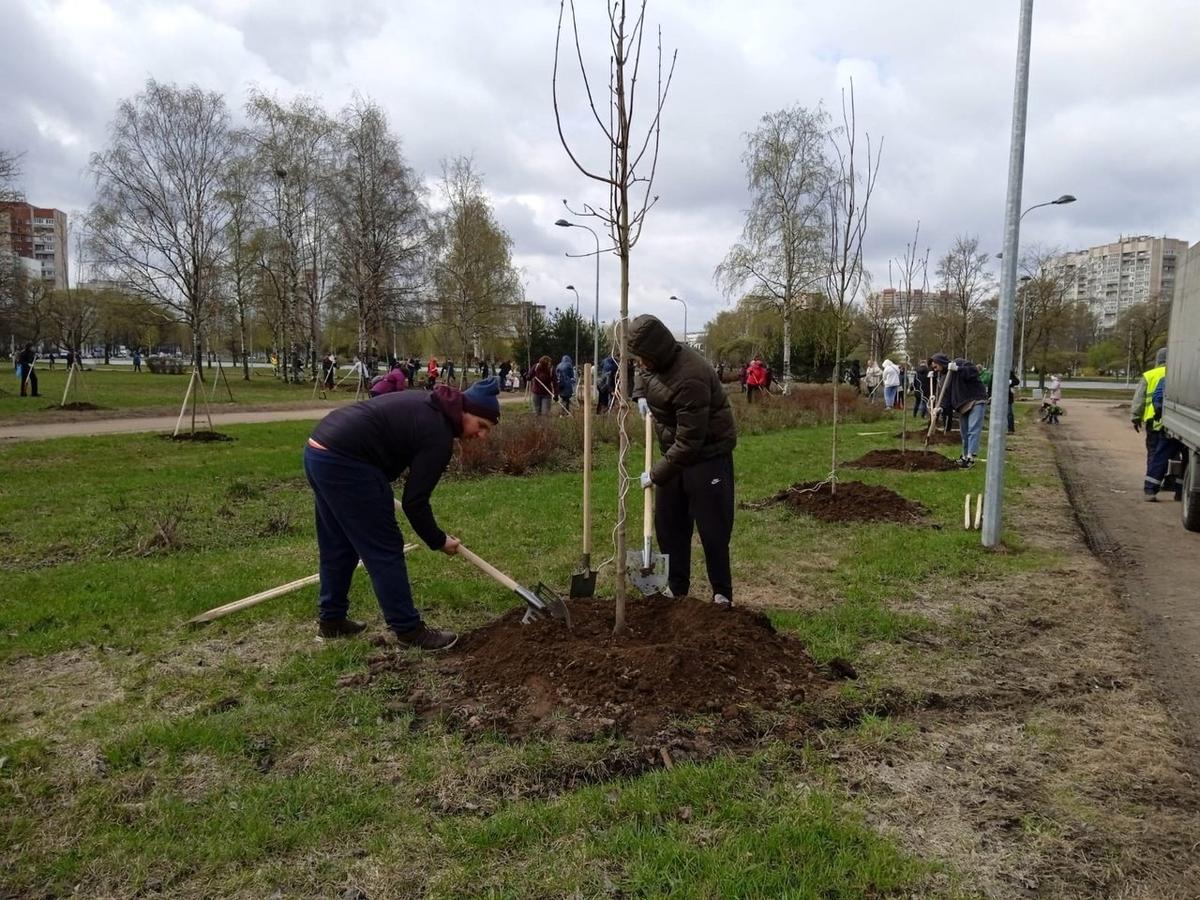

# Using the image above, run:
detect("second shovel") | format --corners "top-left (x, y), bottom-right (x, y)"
top-left (570, 363), bottom-right (598, 598)
top-left (626, 410), bottom-right (669, 596)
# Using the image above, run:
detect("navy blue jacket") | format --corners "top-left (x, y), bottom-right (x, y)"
top-left (310, 392), bottom-right (455, 549)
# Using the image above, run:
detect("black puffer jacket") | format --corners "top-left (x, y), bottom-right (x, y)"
top-left (628, 314), bottom-right (737, 484)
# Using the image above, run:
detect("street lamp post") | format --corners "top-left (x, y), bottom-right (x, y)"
top-left (669, 294), bottom-right (687, 344)
top-left (566, 284), bottom-right (581, 372)
top-left (555, 217), bottom-right (601, 371)
top-left (1016, 274), bottom-right (1032, 391)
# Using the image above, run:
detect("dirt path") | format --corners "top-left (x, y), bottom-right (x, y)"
top-left (0, 395), bottom-right (530, 443)
top-left (1052, 398), bottom-right (1200, 756)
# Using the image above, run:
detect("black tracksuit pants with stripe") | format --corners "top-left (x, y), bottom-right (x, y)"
top-left (654, 452), bottom-right (735, 601)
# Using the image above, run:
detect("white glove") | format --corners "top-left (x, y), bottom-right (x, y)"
top-left (637, 398), bottom-right (650, 418)
top-left (639, 471), bottom-right (653, 490)
top-left (947, 361), bottom-right (959, 372)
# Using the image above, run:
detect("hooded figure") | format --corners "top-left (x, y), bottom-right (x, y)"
top-left (881, 359), bottom-right (901, 409)
top-left (555, 355), bottom-right (576, 411)
top-left (629, 314), bottom-right (738, 607)
top-left (304, 378), bottom-right (499, 651)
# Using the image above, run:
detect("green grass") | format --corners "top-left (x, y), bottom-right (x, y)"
top-left (0, 412), bottom-right (1044, 896)
top-left (0, 365), bottom-right (352, 423)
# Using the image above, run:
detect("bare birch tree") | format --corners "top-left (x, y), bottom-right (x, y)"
top-left (891, 222), bottom-right (930, 450)
top-left (87, 80), bottom-right (233, 372)
top-left (553, 0), bottom-right (676, 635)
top-left (430, 157), bottom-right (520, 369)
top-left (330, 99), bottom-right (428, 367)
top-left (715, 105), bottom-right (830, 384)
top-left (936, 234), bottom-right (993, 358)
top-left (218, 152), bottom-right (259, 380)
top-left (825, 80), bottom-right (882, 493)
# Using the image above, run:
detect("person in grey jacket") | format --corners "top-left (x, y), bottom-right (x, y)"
top-left (630, 314), bottom-right (738, 606)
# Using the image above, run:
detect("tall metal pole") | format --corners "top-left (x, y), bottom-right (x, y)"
top-left (981, 0), bottom-right (1034, 548)
top-left (567, 285), bottom-right (581, 370)
top-left (669, 294), bottom-right (687, 344)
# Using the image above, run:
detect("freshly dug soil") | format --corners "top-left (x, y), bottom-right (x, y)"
top-left (50, 402), bottom-right (105, 412)
top-left (162, 431), bottom-right (234, 443)
top-left (848, 449), bottom-right (958, 472)
top-left (359, 597), bottom-right (829, 751)
top-left (755, 480), bottom-right (926, 523)
top-left (898, 429), bottom-right (959, 446)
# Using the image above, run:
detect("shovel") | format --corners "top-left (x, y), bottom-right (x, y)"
top-left (456, 544), bottom-right (573, 628)
top-left (570, 363), bottom-right (598, 598)
top-left (626, 411), bottom-right (669, 596)
top-left (925, 368), bottom-right (954, 448)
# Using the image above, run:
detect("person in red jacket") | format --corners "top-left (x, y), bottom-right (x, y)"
top-left (745, 355), bottom-right (768, 403)
top-left (426, 357), bottom-right (439, 389)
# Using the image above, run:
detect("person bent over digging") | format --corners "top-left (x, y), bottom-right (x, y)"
top-left (630, 314), bottom-right (738, 606)
top-left (930, 352), bottom-right (988, 469)
top-left (303, 377), bottom-right (501, 650)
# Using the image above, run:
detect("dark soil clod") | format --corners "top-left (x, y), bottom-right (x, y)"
top-left (847, 449), bottom-right (958, 472)
top-left (49, 402), bottom-right (106, 412)
top-left (752, 480), bottom-right (926, 523)
top-left (363, 597), bottom-right (829, 751)
top-left (162, 431), bottom-right (234, 443)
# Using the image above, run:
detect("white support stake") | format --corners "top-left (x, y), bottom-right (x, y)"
top-left (974, 493), bottom-right (984, 531)
top-left (964, 493), bottom-right (972, 530)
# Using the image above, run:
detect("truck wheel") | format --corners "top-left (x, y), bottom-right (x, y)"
top-left (1183, 449), bottom-right (1200, 533)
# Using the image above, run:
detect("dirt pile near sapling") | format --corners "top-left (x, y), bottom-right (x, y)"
top-left (51, 402), bottom-right (105, 412)
top-left (377, 597), bottom-right (828, 752)
top-left (754, 480), bottom-right (926, 523)
top-left (848, 449), bottom-right (958, 472)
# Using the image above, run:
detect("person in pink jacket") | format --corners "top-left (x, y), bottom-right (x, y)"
top-left (370, 367), bottom-right (408, 397)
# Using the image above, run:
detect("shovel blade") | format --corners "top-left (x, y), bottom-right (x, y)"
top-left (516, 583), bottom-right (573, 630)
top-left (625, 550), bottom-right (669, 596)
top-left (569, 568), bottom-right (597, 599)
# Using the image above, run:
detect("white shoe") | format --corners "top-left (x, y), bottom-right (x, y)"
top-left (713, 594), bottom-right (731, 607)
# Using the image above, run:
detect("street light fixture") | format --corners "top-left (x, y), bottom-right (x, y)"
top-left (669, 294), bottom-right (687, 344)
top-left (555, 217), bottom-right (601, 370)
top-left (566, 284), bottom-right (581, 372)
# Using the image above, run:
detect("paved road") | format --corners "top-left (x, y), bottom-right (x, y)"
top-left (1053, 398), bottom-right (1200, 750)
top-left (0, 394), bottom-right (531, 443)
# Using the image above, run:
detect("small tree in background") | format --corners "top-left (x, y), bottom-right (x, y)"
top-left (824, 80), bottom-right (881, 493)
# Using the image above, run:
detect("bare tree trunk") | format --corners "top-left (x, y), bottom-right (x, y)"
top-left (831, 328), bottom-right (841, 496)
top-left (782, 314), bottom-right (792, 385)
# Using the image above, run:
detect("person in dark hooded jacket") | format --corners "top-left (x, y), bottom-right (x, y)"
top-left (304, 378), bottom-right (501, 650)
top-left (555, 355), bottom-right (576, 412)
top-left (629, 314), bottom-right (738, 606)
top-left (930, 352), bottom-right (988, 468)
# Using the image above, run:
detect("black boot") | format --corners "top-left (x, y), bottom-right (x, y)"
top-left (318, 618), bottom-right (367, 638)
top-left (392, 623), bottom-right (458, 651)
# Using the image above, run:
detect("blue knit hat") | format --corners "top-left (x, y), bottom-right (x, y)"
top-left (462, 376), bottom-right (501, 423)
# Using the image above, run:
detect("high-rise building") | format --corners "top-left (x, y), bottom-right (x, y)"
top-left (1049, 235), bottom-right (1188, 329)
top-left (0, 201), bottom-right (68, 290)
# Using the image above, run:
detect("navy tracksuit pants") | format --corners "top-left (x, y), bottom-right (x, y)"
top-left (654, 452), bottom-right (735, 601)
top-left (303, 444), bottom-right (421, 631)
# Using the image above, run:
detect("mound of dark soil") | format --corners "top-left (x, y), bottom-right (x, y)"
top-left (55, 401), bottom-right (106, 411)
top-left (756, 480), bottom-right (926, 523)
top-left (898, 429), bottom-right (958, 446)
top-left (357, 597), bottom-right (829, 752)
top-left (162, 431), bottom-right (233, 443)
top-left (848, 449), bottom-right (958, 472)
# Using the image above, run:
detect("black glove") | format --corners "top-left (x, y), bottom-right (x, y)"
top-left (1132, 420), bottom-right (1142, 433)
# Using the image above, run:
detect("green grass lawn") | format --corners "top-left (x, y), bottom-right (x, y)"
top-left (0, 413), bottom-right (1039, 897)
top-left (0, 365), bottom-right (353, 423)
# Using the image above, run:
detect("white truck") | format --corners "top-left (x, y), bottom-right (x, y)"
top-left (1165, 239), bottom-right (1200, 531)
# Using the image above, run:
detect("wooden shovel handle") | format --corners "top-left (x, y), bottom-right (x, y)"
top-left (643, 411), bottom-right (654, 541)
top-left (582, 364), bottom-right (593, 556)
top-left (456, 544), bottom-right (521, 593)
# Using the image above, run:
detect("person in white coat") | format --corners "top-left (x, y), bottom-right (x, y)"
top-left (881, 359), bottom-right (901, 409)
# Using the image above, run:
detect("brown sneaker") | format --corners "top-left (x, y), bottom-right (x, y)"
top-left (318, 618), bottom-right (367, 639)
top-left (392, 623), bottom-right (459, 651)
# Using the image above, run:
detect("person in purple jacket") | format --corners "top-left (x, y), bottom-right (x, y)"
top-left (303, 377), bottom-right (500, 650)
top-left (370, 365), bottom-right (408, 397)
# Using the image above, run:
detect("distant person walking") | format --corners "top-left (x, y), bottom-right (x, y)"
top-left (745, 355), bottom-right (768, 403)
top-left (912, 361), bottom-right (931, 419)
top-left (597, 354), bottom-right (617, 414)
top-left (864, 359), bottom-right (883, 402)
top-left (1131, 348), bottom-right (1170, 500)
top-left (132, 349), bottom-right (142, 373)
top-left (426, 357), bottom-right (439, 389)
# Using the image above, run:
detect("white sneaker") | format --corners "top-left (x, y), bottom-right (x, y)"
top-left (713, 594), bottom-right (731, 607)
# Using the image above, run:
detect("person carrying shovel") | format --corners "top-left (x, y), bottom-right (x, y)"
top-left (630, 314), bottom-right (738, 607)
top-left (930, 351), bottom-right (988, 469)
top-left (303, 377), bottom-right (501, 650)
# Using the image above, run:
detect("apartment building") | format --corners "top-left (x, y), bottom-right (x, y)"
top-left (1049, 235), bottom-right (1188, 328)
top-left (0, 201), bottom-right (68, 290)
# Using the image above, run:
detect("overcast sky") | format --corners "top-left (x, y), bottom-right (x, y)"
top-left (5, 0), bottom-right (1199, 335)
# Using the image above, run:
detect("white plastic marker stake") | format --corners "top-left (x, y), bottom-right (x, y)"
top-left (974, 494), bottom-right (984, 531)
top-left (964, 494), bottom-right (972, 530)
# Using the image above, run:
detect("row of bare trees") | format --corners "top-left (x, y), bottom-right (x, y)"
top-left (78, 80), bottom-right (522, 381)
